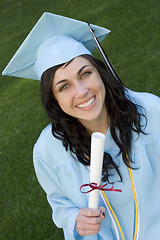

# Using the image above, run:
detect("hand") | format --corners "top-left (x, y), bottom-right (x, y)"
top-left (75, 207), bottom-right (105, 236)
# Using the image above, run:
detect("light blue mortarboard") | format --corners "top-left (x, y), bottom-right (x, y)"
top-left (2, 12), bottom-right (110, 80)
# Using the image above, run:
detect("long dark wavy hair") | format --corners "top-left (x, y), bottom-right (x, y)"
top-left (41, 54), bottom-right (146, 182)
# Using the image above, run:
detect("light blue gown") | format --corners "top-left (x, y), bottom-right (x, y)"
top-left (33, 91), bottom-right (160, 239)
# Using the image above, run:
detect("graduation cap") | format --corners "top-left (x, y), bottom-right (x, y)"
top-left (2, 12), bottom-right (112, 80)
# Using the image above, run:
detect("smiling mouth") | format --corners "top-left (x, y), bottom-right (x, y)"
top-left (76, 96), bottom-right (95, 108)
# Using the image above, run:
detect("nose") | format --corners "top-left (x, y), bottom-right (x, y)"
top-left (75, 82), bottom-right (88, 99)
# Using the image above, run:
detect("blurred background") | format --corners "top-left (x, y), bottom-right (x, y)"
top-left (0, 0), bottom-right (159, 239)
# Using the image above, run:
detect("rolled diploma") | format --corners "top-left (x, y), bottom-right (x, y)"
top-left (89, 132), bottom-right (105, 209)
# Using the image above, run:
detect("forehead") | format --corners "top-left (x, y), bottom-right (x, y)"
top-left (56, 56), bottom-right (93, 74)
top-left (62, 56), bottom-right (91, 69)
top-left (54, 56), bottom-right (93, 80)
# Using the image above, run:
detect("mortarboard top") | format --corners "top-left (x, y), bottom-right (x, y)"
top-left (2, 12), bottom-right (110, 80)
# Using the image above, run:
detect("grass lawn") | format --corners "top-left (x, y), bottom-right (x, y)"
top-left (0, 0), bottom-right (159, 239)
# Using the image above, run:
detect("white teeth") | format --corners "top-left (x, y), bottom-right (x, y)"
top-left (77, 97), bottom-right (95, 108)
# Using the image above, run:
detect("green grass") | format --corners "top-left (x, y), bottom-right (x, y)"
top-left (0, 0), bottom-right (160, 239)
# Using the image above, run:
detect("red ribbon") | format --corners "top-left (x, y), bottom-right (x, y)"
top-left (80, 182), bottom-right (122, 193)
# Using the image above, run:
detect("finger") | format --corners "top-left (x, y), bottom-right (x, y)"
top-left (77, 222), bottom-right (101, 230)
top-left (76, 222), bottom-right (101, 236)
top-left (76, 214), bottom-right (102, 225)
top-left (79, 208), bottom-right (101, 217)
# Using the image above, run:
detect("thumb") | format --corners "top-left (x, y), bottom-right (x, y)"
top-left (99, 207), bottom-right (106, 219)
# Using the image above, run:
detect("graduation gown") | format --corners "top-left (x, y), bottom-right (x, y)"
top-left (33, 91), bottom-right (160, 239)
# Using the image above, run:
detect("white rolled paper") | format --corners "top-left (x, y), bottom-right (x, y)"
top-left (89, 132), bottom-right (105, 209)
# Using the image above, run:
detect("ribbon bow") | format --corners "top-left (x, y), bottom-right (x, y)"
top-left (80, 182), bottom-right (122, 193)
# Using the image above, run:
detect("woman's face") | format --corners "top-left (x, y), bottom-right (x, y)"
top-left (52, 56), bottom-right (106, 127)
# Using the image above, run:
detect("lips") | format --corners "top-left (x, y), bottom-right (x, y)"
top-left (76, 96), bottom-right (95, 108)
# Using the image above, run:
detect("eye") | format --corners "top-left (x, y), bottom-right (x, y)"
top-left (60, 83), bottom-right (69, 92)
top-left (81, 71), bottom-right (91, 78)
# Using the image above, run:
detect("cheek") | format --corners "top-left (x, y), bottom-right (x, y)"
top-left (56, 96), bottom-right (72, 114)
top-left (96, 78), bottom-right (106, 98)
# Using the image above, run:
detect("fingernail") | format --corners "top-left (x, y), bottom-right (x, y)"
top-left (100, 211), bottom-right (105, 218)
top-left (102, 212), bottom-right (105, 218)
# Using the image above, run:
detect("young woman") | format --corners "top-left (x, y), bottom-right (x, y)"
top-left (34, 52), bottom-right (160, 239)
top-left (2, 12), bottom-right (160, 240)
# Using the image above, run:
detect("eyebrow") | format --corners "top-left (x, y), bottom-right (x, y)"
top-left (54, 65), bottom-right (90, 88)
top-left (55, 79), bottom-right (68, 88)
top-left (77, 65), bottom-right (89, 75)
